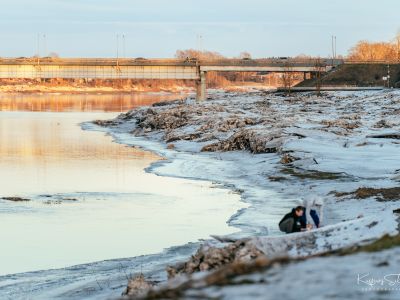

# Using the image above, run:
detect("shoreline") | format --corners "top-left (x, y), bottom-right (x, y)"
top-left (0, 83), bottom-right (275, 95)
top-left (95, 89), bottom-right (400, 298)
top-left (1, 89), bottom-right (399, 299)
top-left (0, 98), bottom-right (249, 300)
top-left (0, 87), bottom-right (191, 95)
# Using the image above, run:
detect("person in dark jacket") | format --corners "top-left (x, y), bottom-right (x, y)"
top-left (279, 206), bottom-right (304, 234)
top-left (297, 197), bottom-right (324, 228)
top-left (300, 208), bottom-right (320, 228)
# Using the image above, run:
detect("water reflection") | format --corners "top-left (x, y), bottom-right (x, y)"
top-left (0, 93), bottom-right (245, 275)
top-left (0, 92), bottom-right (184, 112)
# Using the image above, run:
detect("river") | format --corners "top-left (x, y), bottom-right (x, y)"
top-left (0, 93), bottom-right (244, 276)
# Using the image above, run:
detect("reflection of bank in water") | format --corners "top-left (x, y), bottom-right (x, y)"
top-left (0, 92), bottom-right (185, 112)
top-left (0, 94), bottom-right (244, 275)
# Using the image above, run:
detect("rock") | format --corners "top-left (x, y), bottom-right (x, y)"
top-left (215, 117), bottom-right (257, 132)
top-left (333, 187), bottom-right (400, 201)
top-left (268, 175), bottom-right (288, 182)
top-left (165, 132), bottom-right (201, 143)
top-left (321, 119), bottom-right (361, 130)
top-left (152, 99), bottom-right (184, 107)
top-left (1, 197), bottom-right (30, 202)
top-left (122, 274), bottom-right (155, 297)
top-left (201, 129), bottom-right (286, 154)
top-left (367, 132), bottom-right (400, 139)
top-left (167, 143), bottom-right (175, 150)
top-left (92, 119), bottom-right (119, 127)
top-left (280, 153), bottom-right (300, 164)
top-left (166, 239), bottom-right (264, 279)
top-left (136, 106), bottom-right (190, 131)
top-left (373, 119), bottom-right (392, 128)
top-left (197, 133), bottom-right (218, 142)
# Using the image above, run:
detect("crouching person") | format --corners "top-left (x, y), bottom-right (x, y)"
top-left (279, 206), bottom-right (304, 234)
top-left (298, 196), bottom-right (324, 229)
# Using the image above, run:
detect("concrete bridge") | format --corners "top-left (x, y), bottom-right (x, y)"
top-left (0, 57), bottom-right (338, 100)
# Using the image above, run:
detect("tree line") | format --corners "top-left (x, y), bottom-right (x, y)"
top-left (348, 32), bottom-right (400, 61)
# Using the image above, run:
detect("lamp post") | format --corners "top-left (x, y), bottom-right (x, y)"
top-left (116, 34), bottom-right (119, 62)
top-left (331, 35), bottom-right (337, 65)
top-left (43, 34), bottom-right (47, 57)
top-left (36, 33), bottom-right (40, 65)
top-left (122, 34), bottom-right (126, 58)
top-left (334, 36), bottom-right (337, 59)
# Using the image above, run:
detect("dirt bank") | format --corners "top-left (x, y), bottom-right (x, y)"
top-left (298, 63), bottom-right (400, 88)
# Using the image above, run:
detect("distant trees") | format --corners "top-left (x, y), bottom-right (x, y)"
top-left (348, 33), bottom-right (400, 61)
top-left (175, 49), bottom-right (260, 87)
top-left (175, 49), bottom-right (224, 60)
top-left (395, 31), bottom-right (400, 61)
top-left (239, 51), bottom-right (251, 59)
top-left (175, 49), bottom-right (254, 61)
top-left (48, 52), bottom-right (60, 58)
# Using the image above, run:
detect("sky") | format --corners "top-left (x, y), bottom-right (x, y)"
top-left (0, 0), bottom-right (399, 58)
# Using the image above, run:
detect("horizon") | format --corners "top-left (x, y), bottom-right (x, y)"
top-left (1, 0), bottom-right (399, 58)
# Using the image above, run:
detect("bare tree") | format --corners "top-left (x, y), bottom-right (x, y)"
top-left (348, 39), bottom-right (397, 61)
top-left (314, 58), bottom-right (324, 96)
top-left (49, 52), bottom-right (60, 58)
top-left (175, 49), bottom-right (224, 60)
top-left (282, 63), bottom-right (293, 95)
top-left (239, 51), bottom-right (252, 59)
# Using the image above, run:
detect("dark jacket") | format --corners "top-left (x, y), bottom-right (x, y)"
top-left (300, 209), bottom-right (320, 227)
top-left (279, 209), bottom-right (303, 233)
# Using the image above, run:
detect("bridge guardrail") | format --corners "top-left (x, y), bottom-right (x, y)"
top-left (2, 57), bottom-right (397, 66)
top-left (343, 59), bottom-right (400, 64)
top-left (0, 57), bottom-right (336, 67)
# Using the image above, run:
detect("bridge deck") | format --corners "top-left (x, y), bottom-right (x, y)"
top-left (0, 57), bottom-right (336, 67)
top-left (0, 58), bottom-right (336, 80)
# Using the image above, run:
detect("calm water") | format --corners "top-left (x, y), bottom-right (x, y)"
top-left (0, 93), bottom-right (244, 275)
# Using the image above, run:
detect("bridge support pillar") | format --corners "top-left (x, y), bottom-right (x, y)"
top-left (196, 71), bottom-right (207, 101)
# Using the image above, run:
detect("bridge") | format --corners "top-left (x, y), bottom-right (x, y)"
top-left (0, 57), bottom-right (339, 100)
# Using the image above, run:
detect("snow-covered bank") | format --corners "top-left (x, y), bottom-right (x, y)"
top-left (91, 90), bottom-right (400, 299)
top-left (98, 90), bottom-right (400, 233)
top-left (2, 90), bottom-right (399, 299)
top-left (135, 235), bottom-right (400, 300)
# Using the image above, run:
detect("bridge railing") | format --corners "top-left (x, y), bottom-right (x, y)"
top-left (343, 59), bottom-right (400, 64)
top-left (0, 57), bottom-right (197, 66)
top-left (2, 57), bottom-right (397, 66)
top-left (0, 57), bottom-right (337, 67)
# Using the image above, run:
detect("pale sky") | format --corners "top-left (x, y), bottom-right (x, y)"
top-left (0, 0), bottom-right (399, 58)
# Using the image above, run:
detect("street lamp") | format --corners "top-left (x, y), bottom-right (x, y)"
top-left (43, 34), bottom-right (47, 57)
top-left (116, 34), bottom-right (119, 61)
top-left (122, 34), bottom-right (126, 58)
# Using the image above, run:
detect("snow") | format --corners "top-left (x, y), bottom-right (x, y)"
top-left (2, 90), bottom-right (400, 299)
top-left (199, 246), bottom-right (400, 300)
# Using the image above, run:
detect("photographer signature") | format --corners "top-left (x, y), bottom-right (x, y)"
top-left (357, 273), bottom-right (400, 287)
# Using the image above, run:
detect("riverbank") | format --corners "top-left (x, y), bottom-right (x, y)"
top-left (0, 83), bottom-right (191, 94)
top-left (297, 63), bottom-right (400, 88)
top-left (91, 89), bottom-right (400, 299)
top-left (1, 90), bottom-right (399, 299)
top-left (0, 79), bottom-right (273, 94)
